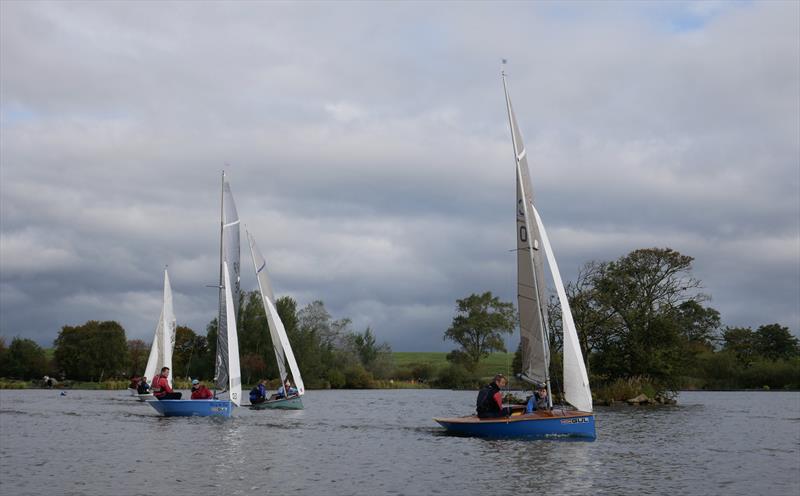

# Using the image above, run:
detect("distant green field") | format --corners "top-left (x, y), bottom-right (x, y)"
top-left (393, 352), bottom-right (515, 380)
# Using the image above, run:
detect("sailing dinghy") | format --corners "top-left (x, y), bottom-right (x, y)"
top-left (129, 269), bottom-right (175, 401)
top-left (148, 172), bottom-right (242, 417)
top-left (246, 231), bottom-right (305, 410)
top-left (434, 70), bottom-right (596, 439)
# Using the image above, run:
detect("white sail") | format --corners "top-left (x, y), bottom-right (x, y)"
top-left (531, 206), bottom-right (593, 412)
top-left (503, 75), bottom-right (550, 386)
top-left (247, 231), bottom-right (287, 381)
top-left (144, 269), bottom-right (176, 386)
top-left (216, 171), bottom-right (240, 391)
top-left (247, 231), bottom-right (305, 395)
top-left (223, 261), bottom-right (242, 406)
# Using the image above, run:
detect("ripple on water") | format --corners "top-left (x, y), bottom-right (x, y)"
top-left (0, 389), bottom-right (798, 495)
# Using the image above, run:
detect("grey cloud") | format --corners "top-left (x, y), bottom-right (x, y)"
top-left (1, 1), bottom-right (797, 350)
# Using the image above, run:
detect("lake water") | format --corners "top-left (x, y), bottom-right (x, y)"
top-left (0, 389), bottom-right (798, 496)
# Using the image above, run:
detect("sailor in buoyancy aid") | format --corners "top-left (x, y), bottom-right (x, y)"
top-left (249, 379), bottom-right (269, 405)
top-left (476, 373), bottom-right (511, 418)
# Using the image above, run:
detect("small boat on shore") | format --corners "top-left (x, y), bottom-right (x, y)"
top-left (435, 67), bottom-right (596, 440)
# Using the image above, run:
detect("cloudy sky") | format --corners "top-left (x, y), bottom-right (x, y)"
top-left (1, 1), bottom-right (798, 351)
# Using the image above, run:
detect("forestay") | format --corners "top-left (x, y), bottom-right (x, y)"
top-left (144, 269), bottom-right (176, 386)
top-left (247, 232), bottom-right (305, 395)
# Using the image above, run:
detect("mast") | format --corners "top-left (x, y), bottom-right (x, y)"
top-left (502, 65), bottom-right (553, 408)
top-left (214, 170), bottom-right (225, 393)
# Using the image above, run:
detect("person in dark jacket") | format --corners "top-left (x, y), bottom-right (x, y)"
top-left (476, 374), bottom-right (512, 418)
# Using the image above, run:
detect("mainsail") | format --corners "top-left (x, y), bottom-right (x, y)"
top-left (502, 71), bottom-right (593, 412)
top-left (503, 76), bottom-right (550, 387)
top-left (222, 260), bottom-right (242, 406)
top-left (247, 231), bottom-right (305, 395)
top-left (144, 269), bottom-right (176, 386)
top-left (215, 171), bottom-right (240, 392)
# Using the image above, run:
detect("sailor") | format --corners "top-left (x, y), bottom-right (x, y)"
top-left (526, 385), bottom-right (549, 413)
top-left (275, 379), bottom-right (298, 399)
top-left (152, 367), bottom-right (182, 400)
top-left (249, 379), bottom-right (269, 404)
top-left (137, 378), bottom-right (151, 395)
top-left (190, 379), bottom-right (213, 400)
top-left (476, 373), bottom-right (511, 418)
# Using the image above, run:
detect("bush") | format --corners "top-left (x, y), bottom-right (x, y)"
top-left (432, 364), bottom-right (480, 389)
top-left (593, 376), bottom-right (667, 402)
top-left (327, 369), bottom-right (346, 389)
top-left (344, 364), bottom-right (373, 389)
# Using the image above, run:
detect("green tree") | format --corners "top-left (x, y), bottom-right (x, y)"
top-left (127, 339), bottom-right (148, 377)
top-left (276, 296), bottom-right (299, 335)
top-left (675, 300), bottom-right (721, 351)
top-left (723, 326), bottom-right (757, 365)
top-left (54, 321), bottom-right (128, 381)
top-left (173, 326), bottom-right (211, 380)
top-left (754, 324), bottom-right (799, 360)
top-left (346, 327), bottom-right (393, 379)
top-left (443, 292), bottom-right (515, 370)
top-left (6, 338), bottom-right (48, 380)
top-left (0, 337), bottom-right (9, 377)
top-left (588, 248), bottom-right (704, 389)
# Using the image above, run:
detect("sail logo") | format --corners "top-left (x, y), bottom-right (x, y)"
top-left (560, 417), bottom-right (589, 425)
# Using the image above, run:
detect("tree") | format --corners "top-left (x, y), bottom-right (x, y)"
top-left (54, 321), bottom-right (128, 381)
top-left (443, 292), bottom-right (516, 370)
top-left (346, 327), bottom-right (393, 379)
top-left (6, 338), bottom-right (48, 379)
top-left (675, 300), bottom-right (721, 351)
top-left (0, 338), bottom-right (9, 377)
top-left (723, 326), bottom-right (757, 365)
top-left (172, 326), bottom-right (211, 380)
top-left (754, 324), bottom-right (799, 360)
top-left (127, 339), bottom-right (148, 377)
top-left (587, 248), bottom-right (705, 389)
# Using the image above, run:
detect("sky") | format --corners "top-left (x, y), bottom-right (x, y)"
top-left (1, 1), bottom-right (798, 351)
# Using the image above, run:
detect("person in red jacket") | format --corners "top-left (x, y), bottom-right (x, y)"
top-left (190, 379), bottom-right (213, 400)
top-left (152, 367), bottom-right (182, 400)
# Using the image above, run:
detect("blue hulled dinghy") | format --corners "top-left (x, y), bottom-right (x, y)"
top-left (435, 67), bottom-right (596, 440)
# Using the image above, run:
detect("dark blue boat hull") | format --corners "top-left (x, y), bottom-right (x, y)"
top-left (147, 399), bottom-right (234, 418)
top-left (434, 411), bottom-right (596, 439)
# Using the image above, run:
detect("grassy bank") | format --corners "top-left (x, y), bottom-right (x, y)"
top-left (393, 352), bottom-right (515, 381)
